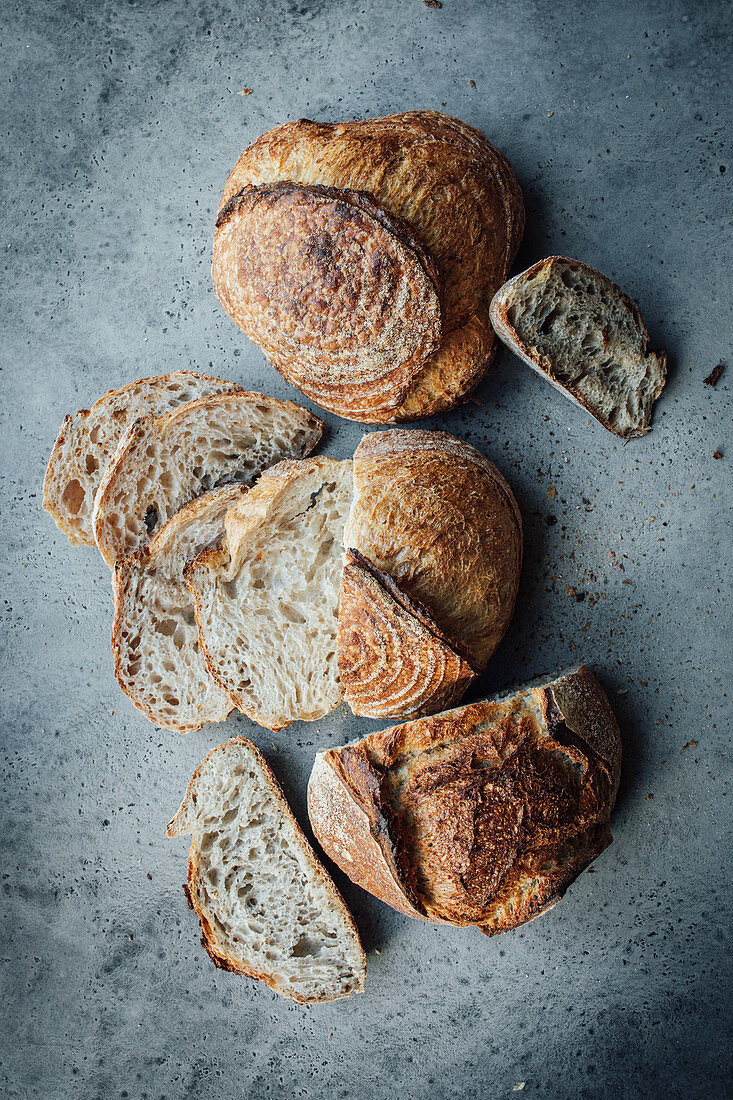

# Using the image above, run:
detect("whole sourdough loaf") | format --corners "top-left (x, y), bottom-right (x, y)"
top-left (186, 430), bottom-right (522, 729)
top-left (168, 737), bottom-right (366, 1003)
top-left (92, 392), bottom-right (323, 567)
top-left (43, 371), bottom-right (243, 546)
top-left (489, 256), bottom-right (667, 437)
top-left (308, 665), bottom-right (621, 935)
top-left (213, 111), bottom-right (524, 422)
top-left (112, 485), bottom-right (248, 733)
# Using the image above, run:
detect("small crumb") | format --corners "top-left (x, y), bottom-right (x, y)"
top-left (129, 935), bottom-right (133, 941)
top-left (713, 450), bottom-right (723, 459)
top-left (681, 740), bottom-right (698, 750)
top-left (586, 867), bottom-right (595, 874)
top-left (374, 948), bottom-right (381, 955)
top-left (238, 87), bottom-right (252, 96)
top-left (468, 79), bottom-right (476, 87)
top-left (547, 110), bottom-right (553, 116)
top-left (547, 484), bottom-right (557, 499)
top-left (514, 1085), bottom-right (526, 1093)
top-left (147, 872), bottom-right (153, 880)
top-left (566, 584), bottom-right (576, 598)
top-left (647, 793), bottom-right (654, 800)
top-left (617, 688), bottom-right (628, 694)
top-left (423, 0), bottom-right (442, 7)
top-left (703, 363), bottom-right (724, 386)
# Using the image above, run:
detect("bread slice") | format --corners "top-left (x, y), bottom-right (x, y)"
top-left (308, 664), bottom-right (621, 935)
top-left (338, 550), bottom-right (477, 719)
top-left (167, 737), bottom-right (366, 1003)
top-left (112, 485), bottom-right (249, 733)
top-left (185, 458), bottom-right (354, 731)
top-left (92, 392), bottom-right (323, 567)
top-left (489, 256), bottom-right (667, 437)
top-left (43, 371), bottom-right (243, 546)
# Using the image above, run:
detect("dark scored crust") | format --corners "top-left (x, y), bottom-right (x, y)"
top-left (213, 181), bottom-right (442, 421)
top-left (214, 112), bottom-right (525, 422)
top-left (308, 665), bottom-right (621, 934)
top-left (338, 550), bottom-right (477, 719)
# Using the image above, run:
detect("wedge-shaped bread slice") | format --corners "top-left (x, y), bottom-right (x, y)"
top-left (44, 371), bottom-right (243, 546)
top-left (112, 485), bottom-right (249, 733)
top-left (489, 256), bottom-right (667, 437)
top-left (167, 737), bottom-right (366, 1003)
top-left (186, 458), bottom-right (354, 730)
top-left (93, 392), bottom-right (323, 567)
top-left (338, 550), bottom-right (477, 719)
top-left (308, 665), bottom-right (621, 936)
top-left (343, 429), bottom-right (522, 671)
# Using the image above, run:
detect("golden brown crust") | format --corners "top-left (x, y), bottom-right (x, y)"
top-left (308, 665), bottom-right (621, 934)
top-left (213, 182), bottom-right (442, 421)
top-left (167, 736), bottom-right (366, 1004)
top-left (338, 550), bottom-right (477, 719)
top-left (344, 429), bottom-right (522, 670)
top-left (216, 112), bottom-right (524, 421)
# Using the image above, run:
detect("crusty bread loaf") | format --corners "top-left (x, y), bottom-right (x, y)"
top-left (167, 737), bottom-right (366, 1003)
top-left (343, 429), bottom-right (522, 671)
top-left (489, 256), bottom-right (667, 437)
top-left (43, 371), bottom-right (243, 546)
top-left (185, 458), bottom-right (354, 731)
top-left (308, 665), bottom-right (621, 935)
top-left (92, 392), bottom-right (323, 567)
top-left (112, 486), bottom-right (248, 733)
top-left (214, 111), bottom-right (524, 421)
top-left (337, 550), bottom-right (477, 719)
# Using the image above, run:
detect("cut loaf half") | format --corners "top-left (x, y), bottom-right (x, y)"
top-left (167, 737), bottom-right (366, 1003)
top-left (43, 371), bottom-right (243, 546)
top-left (112, 485), bottom-right (248, 733)
top-left (489, 256), bottom-right (667, 438)
top-left (93, 392), bottom-right (323, 566)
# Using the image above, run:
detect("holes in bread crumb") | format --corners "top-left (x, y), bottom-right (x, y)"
top-left (144, 505), bottom-right (159, 533)
top-left (85, 454), bottom-right (99, 475)
top-left (155, 619), bottom-right (178, 637)
top-left (61, 479), bottom-right (85, 515)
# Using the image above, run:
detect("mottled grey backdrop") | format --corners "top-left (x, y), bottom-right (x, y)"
top-left (1, 0), bottom-right (730, 1097)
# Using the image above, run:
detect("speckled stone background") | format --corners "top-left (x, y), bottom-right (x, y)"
top-left (1, 0), bottom-right (731, 1096)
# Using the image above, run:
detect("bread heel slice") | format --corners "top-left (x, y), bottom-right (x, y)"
top-left (308, 664), bottom-right (621, 934)
top-left (92, 392), bottom-right (323, 566)
top-left (43, 371), bottom-right (244, 546)
top-left (337, 549), bottom-right (477, 719)
top-left (489, 256), bottom-right (667, 438)
top-left (112, 485), bottom-right (249, 733)
top-left (168, 737), bottom-right (366, 1003)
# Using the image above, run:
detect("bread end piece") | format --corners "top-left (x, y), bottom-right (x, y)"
top-left (489, 256), bottom-right (667, 438)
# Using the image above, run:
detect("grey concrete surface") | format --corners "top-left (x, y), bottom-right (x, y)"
top-left (1, 0), bottom-right (731, 1097)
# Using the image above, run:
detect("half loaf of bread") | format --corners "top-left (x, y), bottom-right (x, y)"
top-left (489, 256), bottom-right (667, 437)
top-left (308, 665), bottom-right (621, 935)
top-left (167, 737), bottom-right (366, 1003)
top-left (112, 485), bottom-right (248, 733)
top-left (43, 371), bottom-right (243, 546)
top-left (93, 392), bottom-right (323, 566)
top-left (186, 430), bottom-right (521, 729)
top-left (214, 111), bottom-right (524, 421)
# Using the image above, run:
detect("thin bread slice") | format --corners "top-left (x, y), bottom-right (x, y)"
top-left (489, 256), bottom-right (667, 438)
top-left (338, 550), bottom-right (477, 719)
top-left (112, 485), bottom-right (248, 733)
top-left (185, 458), bottom-right (354, 731)
top-left (167, 737), bottom-right (366, 1004)
top-left (92, 392), bottom-right (323, 567)
top-left (43, 371), bottom-right (243, 546)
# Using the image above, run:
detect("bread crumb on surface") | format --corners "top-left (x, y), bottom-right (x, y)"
top-left (238, 87), bottom-right (252, 95)
top-left (681, 741), bottom-right (698, 750)
top-left (423, 0), bottom-right (442, 7)
top-left (703, 363), bottom-right (724, 386)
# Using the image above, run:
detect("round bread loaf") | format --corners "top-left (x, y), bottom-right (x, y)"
top-left (213, 111), bottom-right (524, 422)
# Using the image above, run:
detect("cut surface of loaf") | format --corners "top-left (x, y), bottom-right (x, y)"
top-left (186, 458), bottom-right (354, 730)
top-left (308, 665), bottom-right (621, 935)
top-left (489, 256), bottom-right (667, 437)
top-left (215, 111), bottom-right (524, 421)
top-left (343, 429), bottom-right (522, 670)
top-left (43, 371), bottom-right (243, 545)
top-left (93, 392), bottom-right (323, 566)
top-left (112, 486), bottom-right (248, 733)
top-left (338, 550), bottom-right (477, 719)
top-left (167, 737), bottom-right (365, 1003)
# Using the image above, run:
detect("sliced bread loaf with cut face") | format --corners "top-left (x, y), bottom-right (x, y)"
top-left (308, 665), bottom-right (621, 935)
top-left (93, 392), bottom-right (323, 567)
top-left (43, 371), bottom-right (243, 546)
top-left (112, 485), bottom-right (248, 734)
top-left (167, 737), bottom-right (366, 1003)
top-left (489, 256), bottom-right (667, 437)
top-left (185, 458), bottom-right (354, 731)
